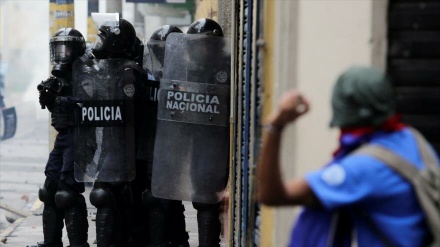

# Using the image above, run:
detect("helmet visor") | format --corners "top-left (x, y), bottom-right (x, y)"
top-left (50, 35), bottom-right (84, 64)
top-left (92, 35), bottom-right (105, 51)
top-left (91, 12), bottom-right (119, 33)
top-left (144, 40), bottom-right (165, 78)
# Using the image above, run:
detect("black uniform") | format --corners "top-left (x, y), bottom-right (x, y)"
top-left (124, 63), bottom-right (189, 247)
top-left (88, 60), bottom-right (147, 247)
top-left (188, 56), bottom-right (230, 247)
top-left (29, 28), bottom-right (89, 247)
top-left (87, 17), bottom-right (151, 247)
top-left (152, 19), bottom-right (230, 247)
top-left (141, 72), bottom-right (190, 247)
top-left (44, 85), bottom-right (89, 247)
top-left (186, 18), bottom-right (230, 247)
top-left (151, 20), bottom-right (230, 247)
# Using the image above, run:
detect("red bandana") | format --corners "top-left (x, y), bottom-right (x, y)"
top-left (340, 114), bottom-right (406, 136)
top-left (332, 114), bottom-right (406, 157)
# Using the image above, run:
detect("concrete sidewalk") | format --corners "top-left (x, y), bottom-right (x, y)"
top-left (0, 193), bottom-right (97, 247)
top-left (0, 188), bottom-right (208, 247)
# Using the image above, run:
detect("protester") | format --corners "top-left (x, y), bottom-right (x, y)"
top-left (257, 66), bottom-right (439, 246)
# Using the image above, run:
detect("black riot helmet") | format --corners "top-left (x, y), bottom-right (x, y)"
top-left (145, 25), bottom-right (182, 79)
top-left (50, 28), bottom-right (86, 78)
top-left (187, 18), bottom-right (223, 37)
top-left (150, 25), bottom-right (183, 41)
top-left (92, 18), bottom-right (137, 59)
top-left (186, 19), bottom-right (226, 65)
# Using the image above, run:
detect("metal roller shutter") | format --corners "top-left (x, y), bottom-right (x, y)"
top-left (387, 0), bottom-right (440, 153)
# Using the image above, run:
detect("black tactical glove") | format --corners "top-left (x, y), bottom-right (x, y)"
top-left (39, 90), bottom-right (57, 111)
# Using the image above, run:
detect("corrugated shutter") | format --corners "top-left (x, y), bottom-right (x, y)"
top-left (229, 0), bottom-right (263, 245)
top-left (387, 0), bottom-right (440, 153)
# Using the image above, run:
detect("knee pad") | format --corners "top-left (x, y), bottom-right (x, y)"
top-left (55, 189), bottom-right (75, 209)
top-left (90, 188), bottom-right (113, 208)
top-left (39, 177), bottom-right (58, 205)
top-left (38, 186), bottom-right (52, 204)
top-left (192, 202), bottom-right (220, 211)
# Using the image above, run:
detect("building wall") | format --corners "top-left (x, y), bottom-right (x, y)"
top-left (261, 0), bottom-right (387, 246)
top-left (218, 0), bottom-right (232, 37)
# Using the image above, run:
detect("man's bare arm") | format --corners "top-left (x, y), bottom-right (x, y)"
top-left (257, 90), bottom-right (319, 207)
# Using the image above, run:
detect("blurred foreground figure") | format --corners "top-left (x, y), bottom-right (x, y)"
top-left (258, 66), bottom-right (440, 247)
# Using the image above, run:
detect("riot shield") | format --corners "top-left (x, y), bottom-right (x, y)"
top-left (0, 107), bottom-right (17, 141)
top-left (152, 33), bottom-right (231, 204)
top-left (72, 58), bottom-right (136, 182)
top-left (143, 39), bottom-right (165, 80)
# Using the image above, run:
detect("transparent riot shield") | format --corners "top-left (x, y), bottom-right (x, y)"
top-left (72, 59), bottom-right (136, 182)
top-left (152, 33), bottom-right (231, 203)
top-left (143, 39), bottom-right (165, 80)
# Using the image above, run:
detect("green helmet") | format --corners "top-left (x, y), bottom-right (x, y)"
top-left (329, 66), bottom-right (396, 128)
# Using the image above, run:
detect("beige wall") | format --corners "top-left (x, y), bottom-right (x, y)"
top-left (265, 0), bottom-right (388, 246)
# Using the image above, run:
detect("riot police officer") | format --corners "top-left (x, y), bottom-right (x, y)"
top-left (84, 16), bottom-right (148, 247)
top-left (29, 28), bottom-right (90, 247)
top-left (151, 18), bottom-right (231, 247)
top-left (186, 18), bottom-right (230, 247)
top-left (142, 25), bottom-right (189, 247)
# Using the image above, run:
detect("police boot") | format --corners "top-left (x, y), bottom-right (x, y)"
top-left (193, 202), bottom-right (221, 247)
top-left (168, 241), bottom-right (190, 247)
top-left (41, 206), bottom-right (65, 246)
top-left (90, 183), bottom-right (130, 247)
top-left (66, 244), bottom-right (90, 247)
top-left (35, 178), bottom-right (64, 247)
top-left (142, 190), bottom-right (169, 247)
top-left (66, 243), bottom-right (90, 247)
top-left (95, 208), bottom-right (117, 247)
top-left (90, 190), bottom-right (117, 247)
top-left (63, 205), bottom-right (89, 247)
top-left (26, 241), bottom-right (63, 247)
top-left (167, 201), bottom-right (189, 247)
top-left (55, 188), bottom-right (89, 247)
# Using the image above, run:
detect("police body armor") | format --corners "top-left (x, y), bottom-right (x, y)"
top-left (152, 33), bottom-right (231, 204)
top-left (72, 58), bottom-right (136, 182)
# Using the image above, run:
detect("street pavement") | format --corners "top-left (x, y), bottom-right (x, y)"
top-left (0, 190), bottom-right (201, 246)
top-left (0, 106), bottom-right (226, 246)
